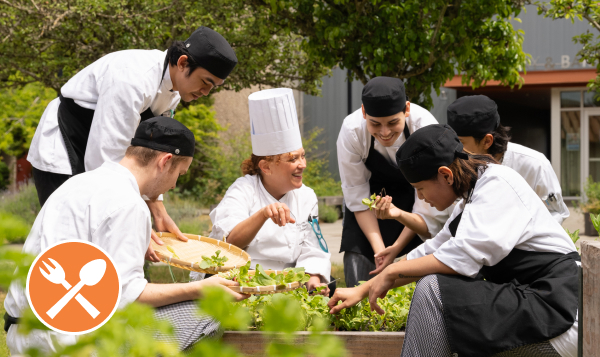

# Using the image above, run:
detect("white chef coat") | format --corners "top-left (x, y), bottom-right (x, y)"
top-left (4, 161), bottom-right (151, 355)
top-left (208, 174), bottom-right (331, 282)
top-left (415, 142), bottom-right (570, 237)
top-left (28, 49), bottom-right (180, 176)
top-left (336, 104), bottom-right (441, 239)
top-left (407, 164), bottom-right (577, 357)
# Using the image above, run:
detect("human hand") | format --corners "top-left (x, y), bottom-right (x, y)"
top-left (199, 276), bottom-right (250, 302)
top-left (373, 196), bottom-right (402, 221)
top-left (327, 284), bottom-right (369, 314)
top-left (148, 201), bottom-right (189, 242)
top-left (370, 244), bottom-right (402, 275)
top-left (367, 268), bottom-right (396, 315)
top-left (306, 275), bottom-right (329, 296)
top-left (261, 202), bottom-right (296, 227)
top-left (145, 231), bottom-right (161, 262)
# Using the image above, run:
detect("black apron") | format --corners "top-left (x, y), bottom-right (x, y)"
top-left (340, 125), bottom-right (422, 263)
top-left (437, 203), bottom-right (579, 356)
top-left (57, 60), bottom-right (168, 175)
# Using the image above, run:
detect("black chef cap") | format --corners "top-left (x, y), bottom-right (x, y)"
top-left (447, 95), bottom-right (500, 137)
top-left (362, 77), bottom-right (407, 117)
top-left (184, 26), bottom-right (238, 80)
top-left (396, 124), bottom-right (469, 183)
top-left (131, 117), bottom-right (195, 157)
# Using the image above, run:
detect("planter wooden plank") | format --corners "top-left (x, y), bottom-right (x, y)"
top-left (222, 331), bottom-right (404, 357)
top-left (582, 240), bottom-right (600, 357)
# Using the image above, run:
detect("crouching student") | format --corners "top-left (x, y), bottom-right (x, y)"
top-left (371, 95), bottom-right (570, 274)
top-left (4, 117), bottom-right (247, 355)
top-left (191, 88), bottom-right (332, 295)
top-left (329, 124), bottom-right (579, 357)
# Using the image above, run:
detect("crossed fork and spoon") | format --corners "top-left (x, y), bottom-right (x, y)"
top-left (39, 258), bottom-right (107, 319)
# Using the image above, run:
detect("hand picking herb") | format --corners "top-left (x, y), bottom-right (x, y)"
top-left (219, 261), bottom-right (311, 287)
top-left (166, 245), bottom-right (180, 259)
top-left (198, 250), bottom-right (229, 269)
top-left (362, 188), bottom-right (386, 210)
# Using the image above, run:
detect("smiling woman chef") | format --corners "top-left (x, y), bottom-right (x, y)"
top-left (27, 26), bottom-right (238, 259)
top-left (336, 76), bottom-right (440, 287)
top-left (191, 88), bottom-right (331, 294)
top-left (329, 124), bottom-right (579, 357)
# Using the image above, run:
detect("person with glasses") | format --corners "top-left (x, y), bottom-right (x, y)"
top-left (190, 88), bottom-right (332, 295)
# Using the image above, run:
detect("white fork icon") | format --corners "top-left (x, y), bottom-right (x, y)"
top-left (39, 258), bottom-right (100, 318)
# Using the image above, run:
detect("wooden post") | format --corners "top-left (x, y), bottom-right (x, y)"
top-left (581, 240), bottom-right (600, 357)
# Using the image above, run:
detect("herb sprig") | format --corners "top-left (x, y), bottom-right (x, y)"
top-left (197, 250), bottom-right (229, 269)
top-left (219, 261), bottom-right (311, 287)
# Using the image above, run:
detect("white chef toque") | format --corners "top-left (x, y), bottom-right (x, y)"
top-left (248, 88), bottom-right (302, 156)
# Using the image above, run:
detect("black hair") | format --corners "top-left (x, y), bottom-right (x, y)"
top-left (473, 124), bottom-right (511, 156)
top-left (166, 41), bottom-right (202, 77)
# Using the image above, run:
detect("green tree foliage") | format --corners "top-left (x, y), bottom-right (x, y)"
top-left (533, 0), bottom-right (600, 91)
top-left (246, 0), bottom-right (529, 108)
top-left (0, 84), bottom-right (56, 158)
top-left (0, 0), bottom-right (328, 95)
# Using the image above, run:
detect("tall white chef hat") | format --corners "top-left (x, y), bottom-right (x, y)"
top-left (248, 88), bottom-right (302, 156)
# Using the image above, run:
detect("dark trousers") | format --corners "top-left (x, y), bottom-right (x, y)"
top-left (343, 251), bottom-right (376, 288)
top-left (32, 167), bottom-right (72, 206)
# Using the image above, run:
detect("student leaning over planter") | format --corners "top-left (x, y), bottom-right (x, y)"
top-left (329, 124), bottom-right (579, 357)
top-left (4, 117), bottom-right (247, 355)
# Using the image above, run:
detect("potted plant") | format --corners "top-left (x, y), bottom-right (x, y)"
top-left (580, 177), bottom-right (600, 236)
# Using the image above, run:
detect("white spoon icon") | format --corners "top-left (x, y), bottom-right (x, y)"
top-left (47, 259), bottom-right (107, 319)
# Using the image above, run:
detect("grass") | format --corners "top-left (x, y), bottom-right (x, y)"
top-left (0, 290), bottom-right (8, 357)
top-left (0, 185), bottom-right (40, 244)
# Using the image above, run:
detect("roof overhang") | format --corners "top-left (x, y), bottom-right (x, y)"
top-left (444, 68), bottom-right (597, 89)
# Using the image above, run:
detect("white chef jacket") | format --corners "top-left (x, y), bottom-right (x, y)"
top-left (407, 164), bottom-right (577, 357)
top-left (4, 161), bottom-right (151, 355)
top-left (416, 142), bottom-right (570, 237)
top-left (209, 174), bottom-right (331, 282)
top-left (28, 49), bottom-right (180, 176)
top-left (336, 104), bottom-right (441, 240)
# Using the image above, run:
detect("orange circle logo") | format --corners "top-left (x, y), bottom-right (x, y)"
top-left (26, 240), bottom-right (121, 334)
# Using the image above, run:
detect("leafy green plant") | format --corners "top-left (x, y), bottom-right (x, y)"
top-left (235, 283), bottom-right (415, 332)
top-left (198, 250), bottom-right (229, 269)
top-left (362, 193), bottom-right (380, 211)
top-left (319, 204), bottom-right (339, 223)
top-left (220, 262), bottom-right (311, 287)
top-left (591, 213), bottom-right (600, 235)
top-left (580, 176), bottom-right (600, 214)
top-left (565, 228), bottom-right (580, 250)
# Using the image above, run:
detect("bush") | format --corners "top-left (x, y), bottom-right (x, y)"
top-left (302, 129), bottom-right (342, 197)
top-left (0, 161), bottom-right (9, 191)
top-left (319, 204), bottom-right (339, 223)
top-left (0, 183), bottom-right (39, 243)
top-left (580, 176), bottom-right (600, 214)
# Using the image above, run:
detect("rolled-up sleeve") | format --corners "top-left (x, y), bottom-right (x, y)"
top-left (337, 120), bottom-right (371, 212)
top-left (92, 202), bottom-right (151, 307)
top-left (432, 175), bottom-right (532, 277)
top-left (209, 178), bottom-right (253, 241)
top-left (535, 161), bottom-right (570, 224)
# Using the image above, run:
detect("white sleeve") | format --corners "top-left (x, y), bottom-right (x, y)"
top-left (295, 203), bottom-right (331, 283)
top-left (92, 202), bottom-right (151, 307)
top-left (407, 216), bottom-right (454, 260)
top-left (432, 175), bottom-right (532, 277)
top-left (411, 191), bottom-right (452, 239)
top-left (84, 69), bottom-right (154, 171)
top-left (210, 179), bottom-right (253, 240)
top-left (535, 162), bottom-right (569, 224)
top-left (337, 122), bottom-right (371, 212)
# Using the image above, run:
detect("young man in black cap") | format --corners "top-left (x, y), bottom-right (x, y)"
top-left (371, 95), bottom-right (569, 263)
top-left (27, 26), bottom-right (238, 259)
top-left (5, 117), bottom-right (247, 355)
top-left (336, 76), bottom-right (440, 287)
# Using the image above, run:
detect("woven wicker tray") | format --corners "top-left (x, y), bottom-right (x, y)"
top-left (151, 232), bottom-right (250, 274)
top-left (219, 269), bottom-right (303, 295)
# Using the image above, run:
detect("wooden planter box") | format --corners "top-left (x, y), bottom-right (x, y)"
top-left (223, 331), bottom-right (404, 357)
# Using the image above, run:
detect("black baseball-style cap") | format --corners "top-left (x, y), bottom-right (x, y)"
top-left (447, 95), bottom-right (500, 137)
top-left (362, 77), bottom-right (407, 117)
top-left (184, 26), bottom-right (238, 80)
top-left (396, 124), bottom-right (468, 183)
top-left (131, 117), bottom-right (195, 157)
